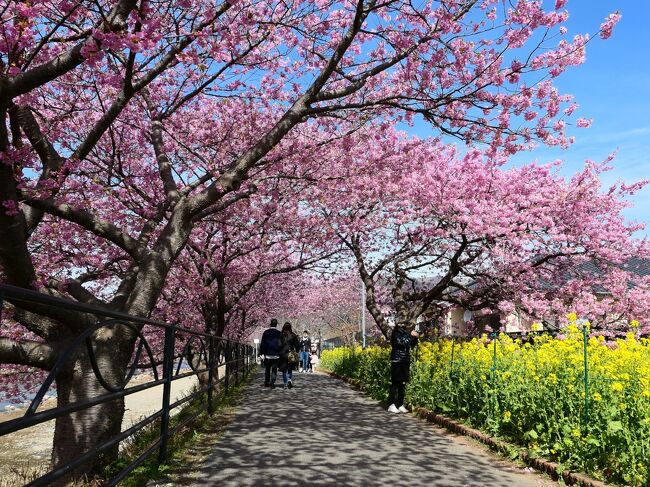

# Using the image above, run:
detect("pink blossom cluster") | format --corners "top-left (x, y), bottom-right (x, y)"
top-left (0, 0), bottom-right (640, 420)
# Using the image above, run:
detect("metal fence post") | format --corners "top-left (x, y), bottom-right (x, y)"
top-left (237, 344), bottom-right (245, 383)
top-left (207, 335), bottom-right (215, 414)
top-left (215, 338), bottom-right (221, 396)
top-left (234, 343), bottom-right (238, 384)
top-left (224, 342), bottom-right (230, 394)
top-left (158, 323), bottom-right (176, 464)
top-left (240, 345), bottom-right (244, 379)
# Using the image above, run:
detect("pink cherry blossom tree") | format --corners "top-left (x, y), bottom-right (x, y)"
top-left (0, 0), bottom-right (622, 480)
top-left (289, 274), bottom-right (364, 344)
top-left (181, 176), bottom-right (341, 338)
top-left (315, 137), bottom-right (649, 337)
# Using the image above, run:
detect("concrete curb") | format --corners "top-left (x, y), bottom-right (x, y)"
top-left (323, 370), bottom-right (608, 487)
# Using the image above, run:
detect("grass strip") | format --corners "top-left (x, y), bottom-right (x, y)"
top-left (99, 373), bottom-right (252, 487)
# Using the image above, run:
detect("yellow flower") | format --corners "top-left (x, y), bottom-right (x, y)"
top-left (567, 312), bottom-right (578, 322)
top-left (593, 392), bottom-right (602, 402)
top-left (504, 411), bottom-right (512, 421)
top-left (612, 382), bottom-right (624, 393)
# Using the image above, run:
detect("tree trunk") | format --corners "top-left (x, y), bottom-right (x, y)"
top-left (197, 278), bottom-right (228, 390)
top-left (50, 334), bottom-right (133, 485)
top-left (37, 203), bottom-right (195, 484)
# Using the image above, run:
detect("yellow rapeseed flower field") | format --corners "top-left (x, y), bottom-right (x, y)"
top-left (321, 320), bottom-right (650, 486)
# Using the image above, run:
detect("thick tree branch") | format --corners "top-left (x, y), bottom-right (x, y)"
top-left (0, 107), bottom-right (39, 289)
top-left (188, 0), bottom-right (370, 214)
top-left (0, 338), bottom-right (61, 370)
top-left (150, 120), bottom-right (180, 204)
top-left (346, 235), bottom-right (389, 336)
top-left (192, 185), bottom-right (258, 221)
top-left (44, 278), bottom-right (107, 307)
top-left (22, 198), bottom-right (145, 260)
top-left (13, 105), bottom-right (65, 232)
top-left (4, 0), bottom-right (138, 100)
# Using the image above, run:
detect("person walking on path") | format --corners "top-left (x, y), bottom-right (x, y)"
top-left (310, 350), bottom-right (320, 372)
top-left (299, 330), bottom-right (311, 372)
top-left (279, 322), bottom-right (300, 389)
top-left (387, 323), bottom-right (419, 413)
top-left (260, 318), bottom-right (282, 389)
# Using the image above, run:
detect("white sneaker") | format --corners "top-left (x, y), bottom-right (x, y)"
top-left (398, 405), bottom-right (409, 413)
top-left (387, 404), bottom-right (399, 413)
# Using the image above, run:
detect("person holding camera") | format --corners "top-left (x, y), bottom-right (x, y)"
top-left (387, 322), bottom-right (419, 413)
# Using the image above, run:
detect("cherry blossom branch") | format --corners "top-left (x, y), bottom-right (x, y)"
top-left (22, 2), bottom-right (86, 71)
top-left (192, 185), bottom-right (258, 220)
top-left (21, 197), bottom-right (145, 260)
top-left (4, 0), bottom-right (138, 100)
top-left (189, 0), bottom-right (370, 212)
top-left (346, 234), bottom-right (389, 335)
top-left (44, 278), bottom-right (107, 307)
top-left (149, 119), bottom-right (180, 205)
top-left (161, 31), bottom-right (268, 119)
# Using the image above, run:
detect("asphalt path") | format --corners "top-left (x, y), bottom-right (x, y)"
top-left (191, 371), bottom-right (556, 487)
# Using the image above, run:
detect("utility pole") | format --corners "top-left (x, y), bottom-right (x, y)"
top-left (361, 279), bottom-right (366, 348)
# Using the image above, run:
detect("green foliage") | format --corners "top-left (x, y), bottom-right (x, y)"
top-left (321, 332), bottom-right (650, 486)
top-left (99, 376), bottom-right (251, 487)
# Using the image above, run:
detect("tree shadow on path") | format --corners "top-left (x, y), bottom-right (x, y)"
top-left (186, 372), bottom-right (553, 487)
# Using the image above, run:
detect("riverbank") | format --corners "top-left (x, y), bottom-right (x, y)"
top-left (0, 373), bottom-right (198, 486)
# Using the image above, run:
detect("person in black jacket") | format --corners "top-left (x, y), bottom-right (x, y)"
top-left (259, 318), bottom-right (282, 388)
top-left (298, 330), bottom-right (311, 372)
top-left (387, 323), bottom-right (419, 413)
top-left (278, 322), bottom-right (300, 389)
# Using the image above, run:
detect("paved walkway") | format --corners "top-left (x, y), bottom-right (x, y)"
top-left (191, 372), bottom-right (555, 487)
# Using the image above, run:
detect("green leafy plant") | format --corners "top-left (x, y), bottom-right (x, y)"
top-left (321, 329), bottom-right (650, 486)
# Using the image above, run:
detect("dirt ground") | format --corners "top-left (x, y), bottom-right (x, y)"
top-left (0, 373), bottom-right (199, 486)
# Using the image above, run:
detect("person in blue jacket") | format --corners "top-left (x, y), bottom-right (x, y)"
top-left (259, 318), bottom-right (282, 388)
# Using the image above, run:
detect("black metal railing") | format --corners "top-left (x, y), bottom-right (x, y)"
top-left (0, 283), bottom-right (255, 486)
